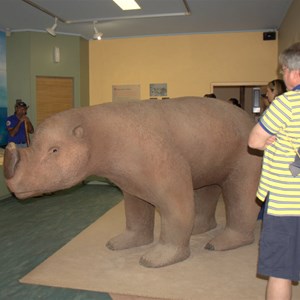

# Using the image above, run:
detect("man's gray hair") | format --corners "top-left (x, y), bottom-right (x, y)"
top-left (279, 42), bottom-right (300, 71)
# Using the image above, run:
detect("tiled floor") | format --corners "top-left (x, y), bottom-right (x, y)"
top-left (0, 183), bottom-right (122, 300)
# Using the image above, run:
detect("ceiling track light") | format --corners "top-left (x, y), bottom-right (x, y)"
top-left (46, 17), bottom-right (58, 36)
top-left (93, 21), bottom-right (103, 40)
top-left (6, 28), bottom-right (11, 37)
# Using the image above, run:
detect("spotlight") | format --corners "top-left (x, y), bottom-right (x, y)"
top-left (6, 28), bottom-right (11, 37)
top-left (93, 21), bottom-right (103, 40)
top-left (46, 17), bottom-right (58, 36)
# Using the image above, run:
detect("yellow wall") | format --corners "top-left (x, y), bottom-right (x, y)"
top-left (278, 0), bottom-right (300, 53)
top-left (89, 31), bottom-right (278, 105)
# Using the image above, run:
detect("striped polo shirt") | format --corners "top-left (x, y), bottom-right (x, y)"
top-left (257, 88), bottom-right (300, 216)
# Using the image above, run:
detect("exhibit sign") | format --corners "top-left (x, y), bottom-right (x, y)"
top-left (112, 84), bottom-right (141, 102)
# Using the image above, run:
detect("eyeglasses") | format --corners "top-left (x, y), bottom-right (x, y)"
top-left (280, 67), bottom-right (288, 75)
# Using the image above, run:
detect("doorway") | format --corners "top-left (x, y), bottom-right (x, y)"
top-left (212, 82), bottom-right (268, 118)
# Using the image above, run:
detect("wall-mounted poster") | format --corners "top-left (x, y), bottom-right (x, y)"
top-left (150, 83), bottom-right (167, 97)
top-left (0, 31), bottom-right (8, 147)
top-left (112, 84), bottom-right (141, 103)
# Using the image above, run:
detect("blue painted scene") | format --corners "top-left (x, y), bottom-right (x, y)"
top-left (0, 31), bottom-right (8, 147)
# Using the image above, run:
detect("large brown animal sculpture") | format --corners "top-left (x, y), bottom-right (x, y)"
top-left (4, 97), bottom-right (262, 268)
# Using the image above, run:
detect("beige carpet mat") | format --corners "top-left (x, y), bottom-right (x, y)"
top-left (20, 200), bottom-right (300, 300)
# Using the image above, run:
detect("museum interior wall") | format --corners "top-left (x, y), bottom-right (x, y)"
top-left (6, 32), bottom-right (89, 125)
top-left (89, 31), bottom-right (278, 105)
top-left (278, 0), bottom-right (300, 53)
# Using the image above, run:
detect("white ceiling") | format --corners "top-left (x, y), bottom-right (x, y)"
top-left (0, 0), bottom-right (294, 40)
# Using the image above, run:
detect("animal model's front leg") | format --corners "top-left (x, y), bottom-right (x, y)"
top-left (106, 193), bottom-right (155, 250)
top-left (140, 167), bottom-right (195, 268)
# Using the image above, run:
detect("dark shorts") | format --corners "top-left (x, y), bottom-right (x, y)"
top-left (257, 199), bottom-right (300, 281)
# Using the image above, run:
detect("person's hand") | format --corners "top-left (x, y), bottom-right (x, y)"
top-left (20, 115), bottom-right (29, 123)
top-left (265, 135), bottom-right (276, 146)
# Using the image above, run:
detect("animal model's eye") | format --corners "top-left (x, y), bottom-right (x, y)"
top-left (49, 147), bottom-right (59, 154)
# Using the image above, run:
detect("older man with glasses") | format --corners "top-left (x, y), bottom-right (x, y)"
top-left (249, 42), bottom-right (300, 300)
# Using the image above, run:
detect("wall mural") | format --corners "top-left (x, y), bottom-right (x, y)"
top-left (0, 31), bottom-right (8, 147)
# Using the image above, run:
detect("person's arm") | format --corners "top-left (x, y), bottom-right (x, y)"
top-left (248, 123), bottom-right (276, 150)
top-left (7, 119), bottom-right (24, 137)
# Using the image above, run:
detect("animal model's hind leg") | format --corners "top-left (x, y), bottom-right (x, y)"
top-left (192, 185), bottom-right (222, 235)
top-left (106, 192), bottom-right (155, 250)
top-left (205, 166), bottom-right (260, 251)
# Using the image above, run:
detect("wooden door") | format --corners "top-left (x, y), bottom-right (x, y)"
top-left (36, 76), bottom-right (74, 125)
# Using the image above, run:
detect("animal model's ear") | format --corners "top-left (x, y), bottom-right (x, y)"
top-left (72, 125), bottom-right (84, 138)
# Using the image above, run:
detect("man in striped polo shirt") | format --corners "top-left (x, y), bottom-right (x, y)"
top-left (249, 42), bottom-right (300, 299)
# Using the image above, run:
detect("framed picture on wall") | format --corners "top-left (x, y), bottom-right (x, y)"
top-left (150, 83), bottom-right (167, 97)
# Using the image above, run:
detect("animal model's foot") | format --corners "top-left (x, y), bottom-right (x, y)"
top-left (192, 218), bottom-right (217, 235)
top-left (106, 230), bottom-right (153, 250)
top-left (139, 243), bottom-right (190, 268)
top-left (204, 228), bottom-right (254, 251)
